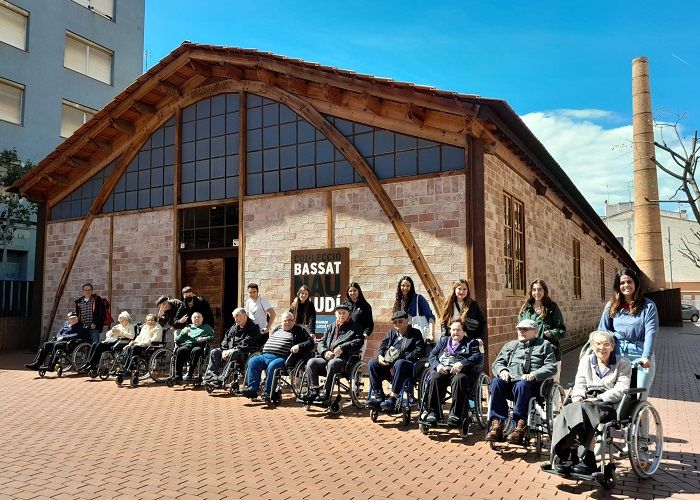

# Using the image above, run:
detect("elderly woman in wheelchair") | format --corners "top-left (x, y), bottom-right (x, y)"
top-left (418, 319), bottom-right (482, 431)
top-left (543, 329), bottom-right (662, 488)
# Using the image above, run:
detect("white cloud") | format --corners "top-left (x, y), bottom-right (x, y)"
top-left (521, 109), bottom-right (684, 216)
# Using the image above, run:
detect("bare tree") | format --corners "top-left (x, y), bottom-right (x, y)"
top-left (653, 120), bottom-right (700, 267)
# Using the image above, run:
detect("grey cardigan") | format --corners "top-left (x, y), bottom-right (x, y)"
top-left (491, 337), bottom-right (557, 382)
top-left (570, 354), bottom-right (632, 404)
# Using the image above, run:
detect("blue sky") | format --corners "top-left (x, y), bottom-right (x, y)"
top-left (144, 0), bottom-right (700, 214)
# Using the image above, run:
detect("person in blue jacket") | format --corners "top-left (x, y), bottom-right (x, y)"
top-left (598, 267), bottom-right (658, 399)
top-left (25, 312), bottom-right (87, 371)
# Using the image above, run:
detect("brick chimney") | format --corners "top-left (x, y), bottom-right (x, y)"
top-left (632, 56), bottom-right (666, 288)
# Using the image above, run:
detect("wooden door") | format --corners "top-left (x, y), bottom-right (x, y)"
top-left (183, 258), bottom-right (224, 342)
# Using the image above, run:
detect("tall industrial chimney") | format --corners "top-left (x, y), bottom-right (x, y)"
top-left (632, 56), bottom-right (666, 288)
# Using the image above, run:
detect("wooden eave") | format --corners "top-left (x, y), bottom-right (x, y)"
top-left (8, 42), bottom-right (634, 273)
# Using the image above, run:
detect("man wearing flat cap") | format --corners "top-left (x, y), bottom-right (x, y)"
top-left (24, 312), bottom-right (87, 371)
top-left (301, 302), bottom-right (364, 404)
top-left (485, 318), bottom-right (557, 444)
top-left (366, 310), bottom-right (425, 413)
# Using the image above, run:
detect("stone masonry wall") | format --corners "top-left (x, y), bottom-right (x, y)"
top-left (483, 153), bottom-right (624, 364)
top-left (42, 209), bottom-right (175, 336)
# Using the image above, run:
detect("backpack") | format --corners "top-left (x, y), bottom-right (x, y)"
top-left (102, 298), bottom-right (114, 326)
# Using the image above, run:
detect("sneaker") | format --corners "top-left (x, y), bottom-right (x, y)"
top-left (420, 410), bottom-right (429, 421)
top-left (506, 419), bottom-right (527, 444)
top-left (572, 451), bottom-right (597, 475)
top-left (485, 419), bottom-right (504, 441)
top-left (240, 388), bottom-right (258, 399)
top-left (261, 392), bottom-right (271, 403)
top-left (24, 362), bottom-right (40, 370)
top-left (367, 393), bottom-right (385, 409)
top-left (380, 397), bottom-right (397, 413)
top-left (447, 413), bottom-right (461, 426)
top-left (426, 412), bottom-right (437, 425)
top-left (301, 391), bottom-right (319, 404)
top-left (313, 394), bottom-right (330, 405)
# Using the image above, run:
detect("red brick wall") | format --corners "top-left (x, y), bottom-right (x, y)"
top-left (483, 153), bottom-right (623, 365)
top-left (42, 209), bottom-right (175, 335)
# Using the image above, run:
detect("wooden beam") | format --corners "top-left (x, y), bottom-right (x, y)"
top-left (533, 178), bottom-right (547, 196)
top-left (157, 80), bottom-right (182, 97)
top-left (44, 173), bottom-right (70, 186)
top-left (109, 117), bottom-right (135, 135)
top-left (406, 103), bottom-right (426, 126)
top-left (88, 139), bottom-right (112, 153)
top-left (223, 64), bottom-right (245, 80)
top-left (43, 141), bottom-right (142, 343)
top-left (131, 100), bottom-right (156, 116)
top-left (66, 157), bottom-right (90, 169)
top-left (562, 206), bottom-right (573, 220)
top-left (322, 83), bottom-right (344, 106)
top-left (594, 236), bottom-right (602, 245)
top-left (187, 59), bottom-right (211, 77)
top-left (286, 75), bottom-right (308, 96)
top-left (256, 68), bottom-right (275, 86)
top-left (582, 224), bottom-right (590, 235)
top-left (363, 92), bottom-right (383, 116)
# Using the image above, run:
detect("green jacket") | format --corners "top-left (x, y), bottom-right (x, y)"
top-left (176, 324), bottom-right (214, 347)
top-left (518, 302), bottom-right (566, 361)
top-left (492, 337), bottom-right (557, 382)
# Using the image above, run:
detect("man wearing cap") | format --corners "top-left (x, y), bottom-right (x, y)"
top-left (485, 318), bottom-right (557, 443)
top-left (174, 286), bottom-right (215, 329)
top-left (301, 302), bottom-right (364, 404)
top-left (366, 310), bottom-right (425, 413)
top-left (24, 312), bottom-right (87, 371)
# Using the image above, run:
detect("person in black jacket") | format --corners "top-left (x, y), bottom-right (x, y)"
top-left (437, 279), bottom-right (486, 339)
top-left (301, 302), bottom-right (364, 404)
top-left (174, 286), bottom-right (215, 328)
top-left (25, 312), bottom-right (87, 371)
top-left (421, 319), bottom-right (483, 426)
top-left (367, 310), bottom-right (425, 413)
top-left (346, 282), bottom-right (374, 338)
top-left (74, 283), bottom-right (105, 343)
top-left (203, 308), bottom-right (261, 385)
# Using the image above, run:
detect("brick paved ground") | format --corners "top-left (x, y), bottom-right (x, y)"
top-left (1, 324), bottom-right (699, 500)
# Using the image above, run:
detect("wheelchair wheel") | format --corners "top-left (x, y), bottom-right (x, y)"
top-left (97, 351), bottom-right (115, 380)
top-left (38, 368), bottom-right (46, 378)
top-left (370, 409), bottom-right (379, 422)
top-left (71, 342), bottom-right (92, 372)
top-left (88, 369), bottom-right (98, 379)
top-left (402, 405), bottom-right (411, 427)
top-left (627, 401), bottom-right (663, 478)
top-left (417, 366), bottom-right (431, 405)
top-left (535, 431), bottom-right (543, 457)
top-left (330, 398), bottom-right (342, 415)
top-left (115, 374), bottom-right (124, 386)
top-left (131, 373), bottom-right (140, 387)
top-left (291, 360), bottom-right (306, 398)
top-left (601, 462), bottom-right (617, 490)
top-left (459, 417), bottom-right (470, 439)
top-left (475, 373), bottom-right (491, 429)
top-left (349, 361), bottom-right (368, 409)
top-left (148, 348), bottom-right (173, 383)
top-left (546, 383), bottom-right (566, 434)
top-left (205, 383), bottom-right (215, 394)
top-left (56, 363), bottom-right (64, 378)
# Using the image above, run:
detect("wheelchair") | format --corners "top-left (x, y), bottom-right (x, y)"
top-left (297, 353), bottom-right (368, 415)
top-left (366, 360), bottom-right (427, 427)
top-left (262, 354), bottom-right (307, 407)
top-left (38, 339), bottom-right (92, 378)
top-left (88, 340), bottom-right (130, 380)
top-left (165, 342), bottom-right (210, 388)
top-left (416, 363), bottom-right (491, 438)
top-left (541, 362), bottom-right (663, 490)
top-left (203, 349), bottom-right (257, 396)
top-left (487, 376), bottom-right (566, 456)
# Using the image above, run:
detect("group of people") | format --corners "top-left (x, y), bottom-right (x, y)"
top-left (25, 267), bottom-right (658, 475)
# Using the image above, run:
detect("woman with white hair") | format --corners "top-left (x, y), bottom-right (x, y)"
top-left (79, 310), bottom-right (135, 373)
top-left (549, 330), bottom-right (631, 475)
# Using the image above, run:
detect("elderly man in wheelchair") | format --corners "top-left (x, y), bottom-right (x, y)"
top-left (240, 311), bottom-right (313, 403)
top-left (485, 318), bottom-right (557, 445)
top-left (542, 329), bottom-right (663, 489)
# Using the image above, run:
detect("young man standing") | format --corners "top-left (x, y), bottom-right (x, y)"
top-left (74, 283), bottom-right (105, 343)
top-left (244, 283), bottom-right (276, 334)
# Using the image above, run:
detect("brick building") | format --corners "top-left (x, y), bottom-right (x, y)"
top-left (11, 43), bottom-right (635, 360)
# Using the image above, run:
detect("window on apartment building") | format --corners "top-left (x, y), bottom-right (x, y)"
top-left (60, 100), bottom-right (97, 138)
top-left (600, 257), bottom-right (606, 300)
top-left (0, 1), bottom-right (28, 50)
top-left (0, 77), bottom-right (24, 125)
top-left (573, 238), bottom-right (582, 298)
top-left (64, 32), bottom-right (113, 84)
top-left (504, 192), bottom-right (526, 294)
top-left (70, 0), bottom-right (114, 20)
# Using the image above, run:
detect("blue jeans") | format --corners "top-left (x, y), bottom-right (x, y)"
top-left (367, 358), bottom-right (415, 396)
top-left (246, 352), bottom-right (286, 394)
top-left (488, 377), bottom-right (540, 423)
top-left (616, 339), bottom-right (655, 400)
top-left (89, 329), bottom-right (101, 343)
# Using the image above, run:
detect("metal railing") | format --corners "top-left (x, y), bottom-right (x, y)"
top-left (0, 280), bottom-right (32, 317)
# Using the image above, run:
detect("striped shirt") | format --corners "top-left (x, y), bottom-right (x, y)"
top-left (262, 329), bottom-right (294, 357)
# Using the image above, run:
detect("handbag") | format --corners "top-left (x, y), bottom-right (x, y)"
top-left (409, 294), bottom-right (431, 341)
top-left (438, 352), bottom-right (461, 368)
top-left (384, 338), bottom-right (408, 364)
